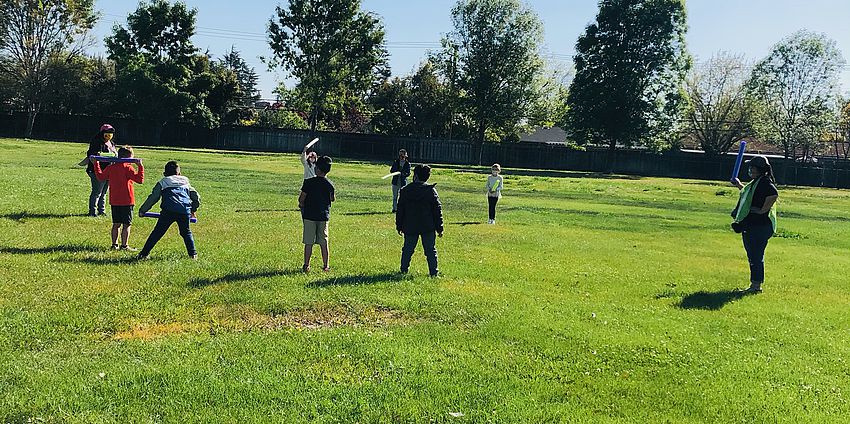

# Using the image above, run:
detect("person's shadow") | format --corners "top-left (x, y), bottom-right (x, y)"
top-left (678, 290), bottom-right (756, 310)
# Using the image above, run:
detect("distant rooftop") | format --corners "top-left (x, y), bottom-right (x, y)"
top-left (520, 126), bottom-right (566, 144)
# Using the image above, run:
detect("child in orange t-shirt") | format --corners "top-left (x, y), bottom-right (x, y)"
top-left (92, 146), bottom-right (144, 250)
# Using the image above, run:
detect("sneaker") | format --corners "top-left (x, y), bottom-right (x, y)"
top-left (97, 211), bottom-right (107, 216)
top-left (120, 246), bottom-right (138, 252)
top-left (302, 264), bottom-right (311, 273)
top-left (744, 284), bottom-right (763, 294)
top-left (111, 244), bottom-right (120, 250)
top-left (322, 266), bottom-right (331, 272)
top-left (137, 253), bottom-right (149, 260)
top-left (190, 254), bottom-right (198, 260)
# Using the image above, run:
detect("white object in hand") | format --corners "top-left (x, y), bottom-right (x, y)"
top-left (382, 171), bottom-right (401, 180)
top-left (305, 138), bottom-right (319, 150)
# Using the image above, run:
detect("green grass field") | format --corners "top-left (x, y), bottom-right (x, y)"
top-left (1, 138), bottom-right (849, 423)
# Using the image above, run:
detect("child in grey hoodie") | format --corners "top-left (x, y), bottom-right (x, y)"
top-left (137, 161), bottom-right (200, 259)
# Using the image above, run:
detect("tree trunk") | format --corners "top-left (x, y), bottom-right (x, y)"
top-left (606, 139), bottom-right (617, 173)
top-left (476, 121), bottom-right (487, 166)
top-left (25, 108), bottom-right (37, 139)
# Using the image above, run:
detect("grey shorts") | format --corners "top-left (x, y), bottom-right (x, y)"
top-left (302, 219), bottom-right (329, 245)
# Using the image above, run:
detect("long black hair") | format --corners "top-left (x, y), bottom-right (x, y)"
top-left (759, 163), bottom-right (776, 184)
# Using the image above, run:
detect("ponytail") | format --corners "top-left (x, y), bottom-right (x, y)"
top-left (764, 164), bottom-right (775, 184)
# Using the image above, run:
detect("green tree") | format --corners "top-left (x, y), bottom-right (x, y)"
top-left (370, 61), bottom-right (453, 137)
top-left (443, 0), bottom-right (544, 153)
top-left (0, 0), bottom-right (96, 137)
top-left (565, 0), bottom-right (690, 167)
top-left (748, 30), bottom-right (845, 159)
top-left (530, 62), bottom-right (571, 129)
top-left (370, 77), bottom-right (414, 136)
top-left (219, 47), bottom-right (261, 107)
top-left (106, 0), bottom-right (238, 137)
top-left (409, 61), bottom-right (452, 138)
top-left (685, 52), bottom-right (757, 156)
top-left (255, 109), bottom-right (309, 129)
top-left (267, 0), bottom-right (389, 132)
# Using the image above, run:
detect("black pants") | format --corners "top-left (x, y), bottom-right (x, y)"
top-left (488, 196), bottom-right (499, 220)
top-left (401, 231), bottom-right (438, 276)
top-left (140, 211), bottom-right (197, 257)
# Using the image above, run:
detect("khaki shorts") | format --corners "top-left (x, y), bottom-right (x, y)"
top-left (302, 219), bottom-right (329, 246)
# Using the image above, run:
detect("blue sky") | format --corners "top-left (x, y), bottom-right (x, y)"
top-left (90, 0), bottom-right (850, 99)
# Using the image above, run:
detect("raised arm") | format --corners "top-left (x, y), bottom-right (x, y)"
top-left (129, 161), bottom-right (144, 184)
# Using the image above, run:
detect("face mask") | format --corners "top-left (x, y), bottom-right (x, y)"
top-left (103, 133), bottom-right (114, 142)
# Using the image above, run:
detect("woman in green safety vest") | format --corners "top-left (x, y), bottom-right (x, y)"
top-left (731, 155), bottom-right (779, 293)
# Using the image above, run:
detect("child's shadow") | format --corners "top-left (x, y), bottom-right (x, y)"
top-left (57, 256), bottom-right (141, 265)
top-left (188, 269), bottom-right (302, 288)
top-left (0, 244), bottom-right (102, 255)
top-left (678, 290), bottom-right (756, 311)
top-left (307, 273), bottom-right (406, 288)
top-left (0, 212), bottom-right (89, 222)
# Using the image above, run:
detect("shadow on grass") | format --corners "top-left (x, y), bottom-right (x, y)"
top-left (341, 211), bottom-right (392, 216)
top-left (452, 221), bottom-right (483, 226)
top-left (0, 244), bottom-right (102, 255)
top-left (189, 269), bottom-right (302, 288)
top-left (1, 211), bottom-right (89, 222)
top-left (234, 208), bottom-right (300, 214)
top-left (57, 255), bottom-right (142, 265)
top-left (678, 290), bottom-right (756, 310)
top-left (307, 272), bottom-right (405, 288)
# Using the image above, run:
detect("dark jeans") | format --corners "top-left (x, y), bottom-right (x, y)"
top-left (140, 211), bottom-right (197, 257)
top-left (742, 224), bottom-right (773, 283)
top-left (87, 170), bottom-right (108, 215)
top-left (488, 196), bottom-right (499, 220)
top-left (401, 231), bottom-right (438, 276)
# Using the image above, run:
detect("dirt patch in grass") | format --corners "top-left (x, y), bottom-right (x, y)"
top-left (111, 304), bottom-right (416, 341)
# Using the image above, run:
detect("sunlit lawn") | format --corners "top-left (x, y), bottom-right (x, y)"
top-left (1, 138), bottom-right (849, 423)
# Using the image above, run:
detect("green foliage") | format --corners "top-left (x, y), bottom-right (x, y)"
top-left (370, 61), bottom-right (453, 137)
top-left (106, 0), bottom-right (238, 129)
top-left (747, 30), bottom-right (846, 159)
top-left (255, 109), bottom-right (309, 130)
top-left (443, 0), bottom-right (544, 143)
top-left (267, 0), bottom-right (389, 131)
top-left (685, 52), bottom-right (757, 155)
top-left (39, 54), bottom-right (118, 116)
top-left (0, 0), bottom-right (97, 136)
top-left (218, 47), bottom-right (261, 108)
top-left (529, 62), bottom-right (571, 129)
top-left (565, 0), bottom-right (691, 154)
top-left (370, 77), bottom-right (413, 136)
top-left (3, 138), bottom-right (850, 422)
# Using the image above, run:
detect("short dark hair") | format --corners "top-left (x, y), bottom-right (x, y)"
top-left (316, 156), bottom-right (332, 174)
top-left (413, 164), bottom-right (431, 182)
top-left (164, 161), bottom-right (180, 176)
top-left (117, 146), bottom-right (133, 159)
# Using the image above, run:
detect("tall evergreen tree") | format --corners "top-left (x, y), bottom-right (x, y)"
top-left (219, 47), bottom-right (261, 107)
top-left (565, 0), bottom-right (690, 167)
